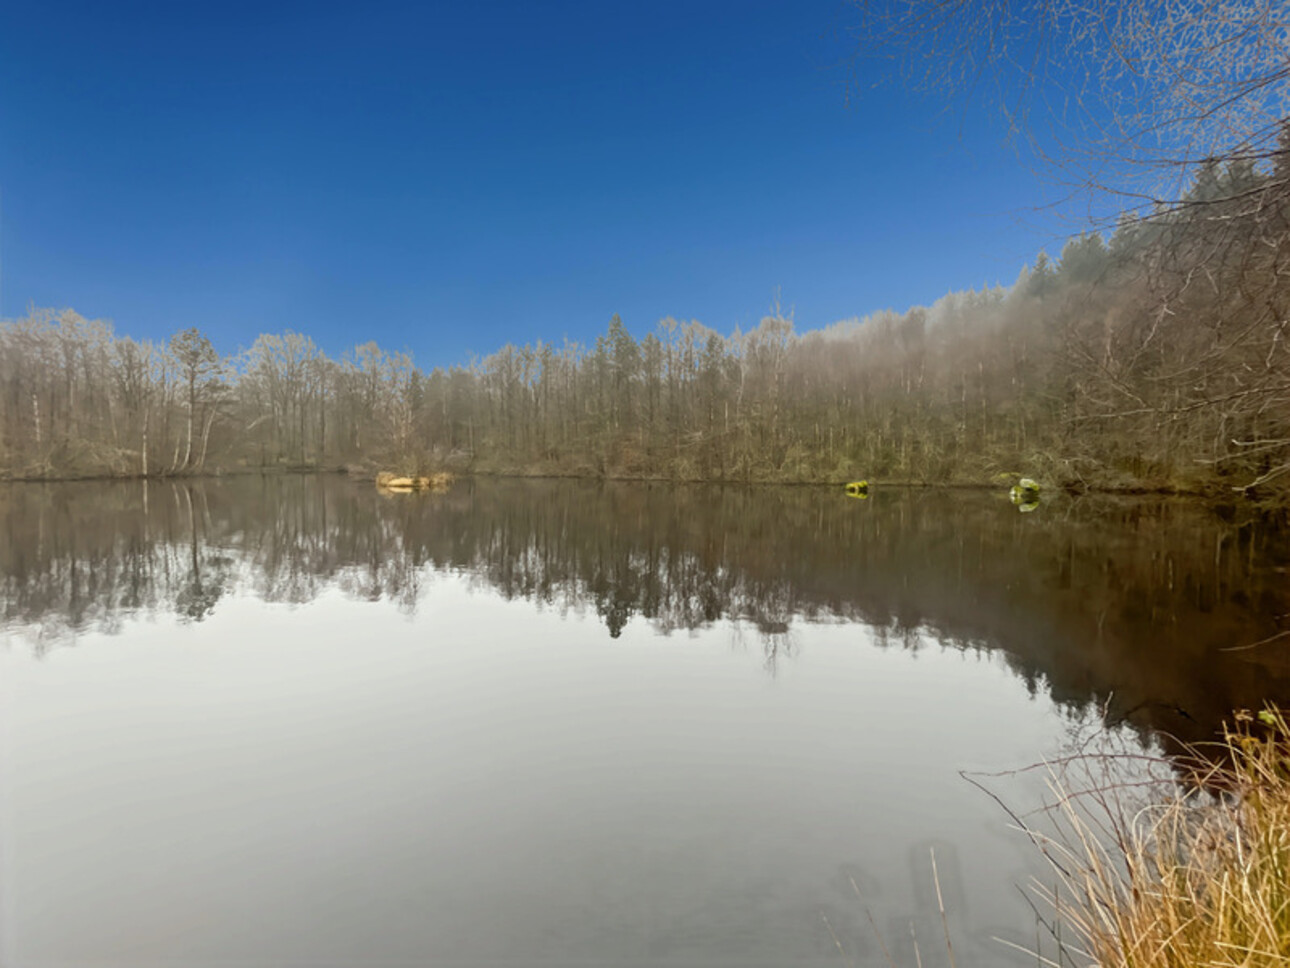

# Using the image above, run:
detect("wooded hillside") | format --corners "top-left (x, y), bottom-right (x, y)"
top-left (3, 150), bottom-right (1287, 501)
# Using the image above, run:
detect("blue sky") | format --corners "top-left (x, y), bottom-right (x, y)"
top-left (1, 0), bottom-right (1075, 367)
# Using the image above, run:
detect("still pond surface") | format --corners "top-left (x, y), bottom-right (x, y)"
top-left (2, 477), bottom-right (1288, 967)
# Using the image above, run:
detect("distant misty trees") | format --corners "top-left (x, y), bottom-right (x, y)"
top-left (846, 0), bottom-right (1290, 498)
top-left (1, 151), bottom-right (1287, 499)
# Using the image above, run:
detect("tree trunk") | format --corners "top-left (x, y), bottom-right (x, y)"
top-left (197, 406), bottom-right (217, 470)
top-left (183, 375), bottom-right (195, 470)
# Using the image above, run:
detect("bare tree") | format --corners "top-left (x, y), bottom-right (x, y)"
top-left (849, 0), bottom-right (1290, 214)
top-left (169, 327), bottom-right (221, 472)
top-left (849, 0), bottom-right (1290, 496)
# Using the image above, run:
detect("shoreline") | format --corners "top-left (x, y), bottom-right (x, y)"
top-left (0, 464), bottom-right (1248, 503)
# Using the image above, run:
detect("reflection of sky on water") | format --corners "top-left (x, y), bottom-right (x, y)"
top-left (4, 573), bottom-right (1094, 967)
top-left (2, 476), bottom-right (1287, 965)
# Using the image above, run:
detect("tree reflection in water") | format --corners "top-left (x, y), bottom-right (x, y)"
top-left (2, 476), bottom-right (1287, 749)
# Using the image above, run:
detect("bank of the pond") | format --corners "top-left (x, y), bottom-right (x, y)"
top-left (1041, 707), bottom-right (1290, 968)
top-left (471, 468), bottom-right (1216, 496)
top-left (0, 463), bottom-right (349, 484)
top-left (3, 463), bottom-right (1278, 511)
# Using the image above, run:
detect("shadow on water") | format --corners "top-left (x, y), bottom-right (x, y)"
top-left (2, 475), bottom-right (1287, 751)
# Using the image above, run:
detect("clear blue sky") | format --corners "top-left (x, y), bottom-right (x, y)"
top-left (1, 0), bottom-right (1071, 368)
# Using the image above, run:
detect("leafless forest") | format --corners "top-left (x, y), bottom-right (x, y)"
top-left (4, 1), bottom-right (1288, 501)
top-left (3, 149), bottom-right (1288, 500)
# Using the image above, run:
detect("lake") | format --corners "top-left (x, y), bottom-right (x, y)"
top-left (2, 476), bottom-right (1288, 967)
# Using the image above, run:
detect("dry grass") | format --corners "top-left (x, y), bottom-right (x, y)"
top-left (1021, 707), bottom-right (1290, 968)
top-left (375, 470), bottom-right (454, 491)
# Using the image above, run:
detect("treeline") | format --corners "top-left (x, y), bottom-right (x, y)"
top-left (2, 149), bottom-right (1287, 498)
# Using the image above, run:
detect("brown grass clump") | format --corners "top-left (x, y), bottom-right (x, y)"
top-left (375, 471), bottom-right (454, 492)
top-left (1025, 707), bottom-right (1290, 968)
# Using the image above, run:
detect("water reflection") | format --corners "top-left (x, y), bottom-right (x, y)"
top-left (2, 475), bottom-right (1287, 746)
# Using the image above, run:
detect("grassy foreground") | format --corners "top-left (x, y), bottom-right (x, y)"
top-left (1037, 707), bottom-right (1290, 968)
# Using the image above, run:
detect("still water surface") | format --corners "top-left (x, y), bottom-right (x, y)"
top-left (2, 477), bottom-right (1288, 967)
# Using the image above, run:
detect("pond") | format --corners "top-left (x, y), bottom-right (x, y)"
top-left (2, 476), bottom-right (1288, 967)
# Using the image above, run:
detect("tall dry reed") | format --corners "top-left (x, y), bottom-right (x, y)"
top-left (1023, 707), bottom-right (1290, 968)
